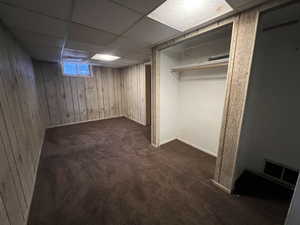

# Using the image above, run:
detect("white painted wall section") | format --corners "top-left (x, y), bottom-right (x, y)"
top-left (159, 36), bottom-right (230, 156)
top-left (178, 69), bottom-right (226, 156)
top-left (159, 51), bottom-right (180, 144)
top-left (235, 18), bottom-right (300, 179)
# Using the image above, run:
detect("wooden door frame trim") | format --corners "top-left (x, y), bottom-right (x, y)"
top-left (151, 0), bottom-right (296, 190)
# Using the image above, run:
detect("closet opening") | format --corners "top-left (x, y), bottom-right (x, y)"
top-left (158, 24), bottom-right (233, 178)
top-left (233, 2), bottom-right (300, 224)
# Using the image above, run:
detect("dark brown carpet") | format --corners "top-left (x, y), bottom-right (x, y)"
top-left (28, 118), bottom-right (290, 225)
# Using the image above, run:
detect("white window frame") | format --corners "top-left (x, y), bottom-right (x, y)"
top-left (61, 62), bottom-right (94, 78)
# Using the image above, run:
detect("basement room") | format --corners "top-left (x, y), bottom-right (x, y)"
top-left (0, 1), bottom-right (299, 225)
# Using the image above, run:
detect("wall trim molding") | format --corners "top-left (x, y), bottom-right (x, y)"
top-left (47, 116), bottom-right (124, 129)
top-left (177, 138), bottom-right (218, 157)
top-left (211, 179), bottom-right (232, 194)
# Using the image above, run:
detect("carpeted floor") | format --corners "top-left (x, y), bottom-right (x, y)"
top-left (27, 117), bottom-right (290, 225)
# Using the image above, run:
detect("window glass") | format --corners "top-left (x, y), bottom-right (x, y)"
top-left (63, 62), bottom-right (91, 77)
top-left (78, 63), bottom-right (90, 75)
top-left (63, 62), bottom-right (77, 75)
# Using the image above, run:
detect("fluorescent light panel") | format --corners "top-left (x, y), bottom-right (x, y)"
top-left (148, 0), bottom-right (233, 32)
top-left (92, 54), bottom-right (120, 61)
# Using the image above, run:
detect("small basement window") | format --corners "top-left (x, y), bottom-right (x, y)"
top-left (62, 62), bottom-right (91, 77)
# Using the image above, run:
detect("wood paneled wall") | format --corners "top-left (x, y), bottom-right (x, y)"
top-left (0, 24), bottom-right (45, 225)
top-left (34, 61), bottom-right (148, 128)
top-left (121, 64), bottom-right (147, 125)
top-left (34, 61), bottom-right (123, 127)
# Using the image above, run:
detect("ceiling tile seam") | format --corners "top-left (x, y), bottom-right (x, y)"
top-left (0, 1), bottom-right (67, 22)
top-left (0, 1), bottom-right (122, 37)
top-left (0, 0), bottom-right (167, 63)
top-left (0, 0), bottom-right (170, 59)
top-left (108, 0), bottom-right (144, 15)
top-left (114, 0), bottom-right (172, 43)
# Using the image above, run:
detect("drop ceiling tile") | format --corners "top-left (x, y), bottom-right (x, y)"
top-left (123, 17), bottom-right (180, 45)
top-left (11, 29), bottom-right (64, 48)
top-left (147, 0), bottom-right (233, 32)
top-left (0, 3), bottom-right (67, 37)
top-left (125, 51), bottom-right (151, 62)
top-left (90, 58), bottom-right (140, 68)
top-left (111, 0), bottom-right (166, 14)
top-left (65, 40), bottom-right (107, 53)
top-left (106, 37), bottom-right (150, 55)
top-left (0, 0), bottom-right (73, 20)
top-left (72, 0), bottom-right (142, 35)
top-left (68, 23), bottom-right (117, 46)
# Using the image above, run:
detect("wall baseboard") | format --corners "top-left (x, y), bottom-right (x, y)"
top-left (159, 138), bottom-right (218, 158)
top-left (176, 138), bottom-right (217, 157)
top-left (123, 115), bottom-right (146, 126)
top-left (159, 138), bottom-right (177, 146)
top-left (211, 179), bottom-right (232, 194)
top-left (47, 115), bottom-right (124, 129)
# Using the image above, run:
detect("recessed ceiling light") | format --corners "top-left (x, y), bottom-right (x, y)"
top-left (148, 0), bottom-right (233, 32)
top-left (91, 54), bottom-right (120, 61)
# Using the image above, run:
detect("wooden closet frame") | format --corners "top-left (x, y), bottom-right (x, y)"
top-left (151, 0), bottom-right (295, 193)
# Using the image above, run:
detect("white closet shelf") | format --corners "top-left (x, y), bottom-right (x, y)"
top-left (171, 58), bottom-right (229, 72)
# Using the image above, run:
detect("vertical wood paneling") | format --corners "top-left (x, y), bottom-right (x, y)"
top-left (85, 74), bottom-right (99, 120)
top-left (42, 63), bottom-right (61, 125)
top-left (34, 62), bottom-right (50, 129)
top-left (63, 77), bottom-right (75, 123)
top-left (215, 9), bottom-right (259, 190)
top-left (0, 136), bottom-right (24, 225)
top-left (0, 196), bottom-right (10, 225)
top-left (77, 78), bottom-right (88, 122)
top-left (0, 23), bottom-right (46, 225)
top-left (108, 69), bottom-right (117, 117)
top-left (0, 108), bottom-right (27, 215)
top-left (70, 78), bottom-right (81, 122)
top-left (0, 37), bottom-right (32, 205)
top-left (34, 61), bottom-right (148, 128)
top-left (120, 64), bottom-right (147, 126)
top-left (34, 62), bottom-right (124, 127)
top-left (94, 68), bottom-right (105, 119)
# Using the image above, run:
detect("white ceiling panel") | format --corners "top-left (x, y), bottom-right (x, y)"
top-left (90, 57), bottom-right (141, 68)
top-left (106, 37), bottom-right (150, 55)
top-left (124, 18), bottom-right (180, 45)
top-left (0, 3), bottom-right (67, 37)
top-left (11, 29), bottom-right (64, 48)
top-left (0, 0), bottom-right (73, 20)
top-left (65, 40), bottom-right (107, 54)
top-left (68, 23), bottom-right (117, 46)
top-left (148, 0), bottom-right (233, 32)
top-left (72, 0), bottom-right (142, 35)
top-left (125, 51), bottom-right (151, 61)
top-left (111, 0), bottom-right (166, 14)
